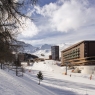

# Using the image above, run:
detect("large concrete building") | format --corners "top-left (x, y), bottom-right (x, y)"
top-left (51, 46), bottom-right (59, 60)
top-left (61, 41), bottom-right (95, 66)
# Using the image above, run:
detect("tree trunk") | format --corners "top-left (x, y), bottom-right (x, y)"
top-left (1, 63), bottom-right (3, 69)
top-left (38, 79), bottom-right (40, 85)
top-left (16, 61), bottom-right (18, 76)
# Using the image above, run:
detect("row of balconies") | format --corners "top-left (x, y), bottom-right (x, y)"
top-left (63, 48), bottom-right (80, 56)
top-left (63, 54), bottom-right (80, 60)
top-left (63, 52), bottom-right (80, 57)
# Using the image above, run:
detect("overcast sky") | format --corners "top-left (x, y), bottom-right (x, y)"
top-left (18, 0), bottom-right (95, 46)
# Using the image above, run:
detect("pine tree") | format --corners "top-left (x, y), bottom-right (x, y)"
top-left (37, 71), bottom-right (43, 85)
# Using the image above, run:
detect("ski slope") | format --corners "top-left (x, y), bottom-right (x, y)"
top-left (0, 60), bottom-right (95, 95)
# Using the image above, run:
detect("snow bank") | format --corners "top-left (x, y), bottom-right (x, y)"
top-left (1, 59), bottom-right (95, 95)
top-left (77, 66), bottom-right (95, 74)
top-left (32, 62), bottom-right (53, 71)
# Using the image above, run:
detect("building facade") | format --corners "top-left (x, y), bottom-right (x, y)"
top-left (51, 46), bottom-right (59, 60)
top-left (18, 53), bottom-right (25, 62)
top-left (61, 41), bottom-right (95, 66)
top-left (49, 55), bottom-right (52, 59)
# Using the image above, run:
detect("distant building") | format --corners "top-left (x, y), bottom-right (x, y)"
top-left (51, 46), bottom-right (59, 60)
top-left (18, 53), bottom-right (25, 62)
top-left (61, 41), bottom-right (95, 66)
top-left (49, 55), bottom-right (52, 59)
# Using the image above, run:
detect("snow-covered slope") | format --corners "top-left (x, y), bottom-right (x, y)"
top-left (23, 43), bottom-right (39, 53)
top-left (23, 42), bottom-right (73, 58)
top-left (15, 41), bottom-right (73, 58)
top-left (0, 68), bottom-right (57, 95)
top-left (32, 49), bottom-right (51, 59)
top-left (23, 43), bottom-right (52, 58)
top-left (1, 60), bottom-right (95, 95)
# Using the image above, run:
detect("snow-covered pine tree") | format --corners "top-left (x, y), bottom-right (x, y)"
top-left (37, 71), bottom-right (43, 85)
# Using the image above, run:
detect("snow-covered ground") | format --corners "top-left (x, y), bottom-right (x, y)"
top-left (0, 60), bottom-right (95, 95)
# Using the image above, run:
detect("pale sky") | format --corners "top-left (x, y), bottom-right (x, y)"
top-left (18, 0), bottom-right (95, 46)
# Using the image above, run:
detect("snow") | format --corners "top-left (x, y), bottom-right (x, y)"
top-left (23, 43), bottom-right (73, 59)
top-left (32, 49), bottom-right (51, 59)
top-left (0, 60), bottom-right (95, 95)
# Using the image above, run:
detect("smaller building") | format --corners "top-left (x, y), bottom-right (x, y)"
top-left (49, 55), bottom-right (52, 59)
top-left (18, 53), bottom-right (25, 62)
top-left (51, 46), bottom-right (59, 60)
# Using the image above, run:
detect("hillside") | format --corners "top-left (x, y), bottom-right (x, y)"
top-left (22, 42), bottom-right (73, 58)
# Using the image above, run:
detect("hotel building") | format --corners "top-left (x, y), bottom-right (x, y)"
top-left (61, 41), bottom-right (95, 66)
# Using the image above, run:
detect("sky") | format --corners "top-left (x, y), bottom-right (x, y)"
top-left (18, 0), bottom-right (95, 46)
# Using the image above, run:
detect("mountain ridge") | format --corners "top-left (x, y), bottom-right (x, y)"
top-left (19, 41), bottom-right (73, 58)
